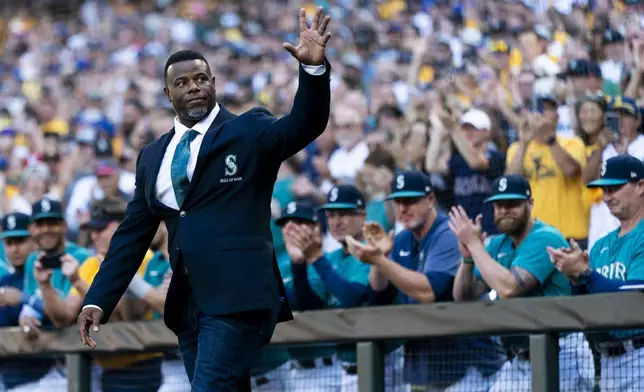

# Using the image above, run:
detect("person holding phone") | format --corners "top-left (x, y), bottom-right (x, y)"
top-left (585, 96), bottom-right (644, 250)
top-left (505, 94), bottom-right (590, 249)
top-left (16, 199), bottom-right (91, 391)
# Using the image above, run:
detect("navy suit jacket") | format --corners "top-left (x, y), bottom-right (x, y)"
top-left (83, 61), bottom-right (331, 334)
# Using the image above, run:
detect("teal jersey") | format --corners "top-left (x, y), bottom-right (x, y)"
top-left (475, 220), bottom-right (571, 298)
top-left (366, 199), bottom-right (392, 234)
top-left (589, 219), bottom-right (644, 340)
top-left (275, 251), bottom-right (335, 363)
top-left (319, 249), bottom-right (370, 363)
top-left (270, 176), bottom-right (296, 256)
top-left (475, 220), bottom-right (570, 348)
top-left (24, 242), bottom-right (91, 300)
top-left (323, 248), bottom-right (371, 309)
top-left (142, 251), bottom-right (171, 321)
top-left (277, 251), bottom-right (327, 301)
top-left (0, 257), bottom-right (11, 281)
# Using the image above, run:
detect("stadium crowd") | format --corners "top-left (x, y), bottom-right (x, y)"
top-left (0, 0), bottom-right (644, 391)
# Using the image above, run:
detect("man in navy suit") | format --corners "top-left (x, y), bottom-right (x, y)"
top-left (77, 7), bottom-right (332, 391)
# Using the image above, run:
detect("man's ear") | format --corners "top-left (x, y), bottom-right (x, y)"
top-left (163, 86), bottom-right (171, 102)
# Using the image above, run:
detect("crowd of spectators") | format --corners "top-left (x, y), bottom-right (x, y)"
top-left (0, 0), bottom-right (643, 390)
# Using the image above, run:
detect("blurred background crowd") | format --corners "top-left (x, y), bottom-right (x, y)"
top-left (0, 0), bottom-right (643, 391)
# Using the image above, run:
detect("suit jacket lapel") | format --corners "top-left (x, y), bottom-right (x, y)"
top-left (184, 106), bottom-right (236, 203)
top-left (146, 129), bottom-right (175, 204)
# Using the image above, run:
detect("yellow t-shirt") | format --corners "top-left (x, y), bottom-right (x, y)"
top-left (507, 136), bottom-right (590, 239)
top-left (582, 145), bottom-right (604, 209)
top-left (71, 250), bottom-right (161, 369)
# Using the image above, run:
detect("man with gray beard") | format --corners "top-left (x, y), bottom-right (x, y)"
top-left (449, 174), bottom-right (594, 392)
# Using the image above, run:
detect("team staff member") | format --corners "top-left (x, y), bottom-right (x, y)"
top-left (285, 185), bottom-right (405, 391)
top-left (254, 201), bottom-right (327, 391)
top-left (348, 171), bottom-right (505, 391)
top-left (449, 174), bottom-right (594, 392)
top-left (548, 155), bottom-right (644, 392)
top-left (0, 213), bottom-right (53, 391)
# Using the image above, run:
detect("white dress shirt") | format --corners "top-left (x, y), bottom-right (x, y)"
top-left (82, 62), bottom-right (326, 314)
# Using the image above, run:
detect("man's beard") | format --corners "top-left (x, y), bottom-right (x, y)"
top-left (495, 206), bottom-right (529, 236)
top-left (186, 106), bottom-right (209, 120)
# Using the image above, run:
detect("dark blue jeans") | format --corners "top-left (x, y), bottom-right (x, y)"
top-left (178, 307), bottom-right (278, 392)
top-left (100, 357), bottom-right (163, 392)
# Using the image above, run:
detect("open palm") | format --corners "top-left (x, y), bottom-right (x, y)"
top-left (283, 7), bottom-right (332, 66)
top-left (363, 222), bottom-right (393, 255)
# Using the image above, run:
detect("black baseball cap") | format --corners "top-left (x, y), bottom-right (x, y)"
top-left (31, 199), bottom-right (64, 222)
top-left (386, 171), bottom-right (433, 200)
top-left (587, 155), bottom-right (644, 188)
top-left (0, 213), bottom-right (31, 239)
top-left (81, 203), bottom-right (126, 231)
top-left (275, 201), bottom-right (319, 226)
top-left (319, 185), bottom-right (365, 210)
top-left (485, 175), bottom-right (532, 203)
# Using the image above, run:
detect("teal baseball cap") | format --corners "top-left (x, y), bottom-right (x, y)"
top-left (484, 175), bottom-right (532, 203)
top-left (386, 171), bottom-right (433, 200)
top-left (319, 185), bottom-right (365, 210)
top-left (31, 198), bottom-right (64, 222)
top-left (0, 213), bottom-right (31, 240)
top-left (587, 155), bottom-right (644, 188)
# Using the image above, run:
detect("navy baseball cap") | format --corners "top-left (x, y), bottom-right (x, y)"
top-left (0, 213), bottom-right (31, 239)
top-left (610, 96), bottom-right (639, 117)
top-left (587, 155), bottom-right (644, 188)
top-left (275, 201), bottom-right (319, 226)
top-left (484, 175), bottom-right (532, 203)
top-left (319, 185), bottom-right (365, 210)
top-left (81, 202), bottom-right (126, 231)
top-left (31, 199), bottom-right (64, 222)
top-left (386, 171), bottom-right (433, 200)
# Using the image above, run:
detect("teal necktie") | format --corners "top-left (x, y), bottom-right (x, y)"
top-left (171, 129), bottom-right (199, 207)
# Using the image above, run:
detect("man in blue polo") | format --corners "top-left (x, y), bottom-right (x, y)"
top-left (549, 155), bottom-right (644, 391)
top-left (450, 174), bottom-right (594, 392)
top-left (347, 171), bottom-right (506, 391)
top-left (0, 213), bottom-right (54, 391)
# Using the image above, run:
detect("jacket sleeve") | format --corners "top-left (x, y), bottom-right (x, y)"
top-left (82, 148), bottom-right (160, 323)
top-left (253, 59), bottom-right (332, 162)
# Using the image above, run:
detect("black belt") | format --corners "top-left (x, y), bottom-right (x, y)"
top-left (598, 338), bottom-right (644, 357)
top-left (295, 356), bottom-right (334, 369)
top-left (342, 364), bottom-right (358, 375)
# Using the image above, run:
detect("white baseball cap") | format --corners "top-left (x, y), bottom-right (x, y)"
top-left (460, 109), bottom-right (492, 131)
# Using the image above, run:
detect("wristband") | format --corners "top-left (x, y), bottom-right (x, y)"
top-left (127, 275), bottom-right (153, 298)
top-left (462, 257), bottom-right (474, 264)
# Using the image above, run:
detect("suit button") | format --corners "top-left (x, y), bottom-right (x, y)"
top-left (179, 211), bottom-right (186, 217)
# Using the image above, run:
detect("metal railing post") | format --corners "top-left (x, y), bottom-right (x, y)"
top-left (66, 353), bottom-right (91, 392)
top-left (530, 333), bottom-right (559, 392)
top-left (357, 341), bottom-right (385, 392)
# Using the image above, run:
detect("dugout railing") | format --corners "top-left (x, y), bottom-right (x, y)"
top-left (0, 292), bottom-right (642, 392)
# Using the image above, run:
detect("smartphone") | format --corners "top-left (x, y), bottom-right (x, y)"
top-left (605, 111), bottom-right (620, 136)
top-left (41, 252), bottom-right (63, 269)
